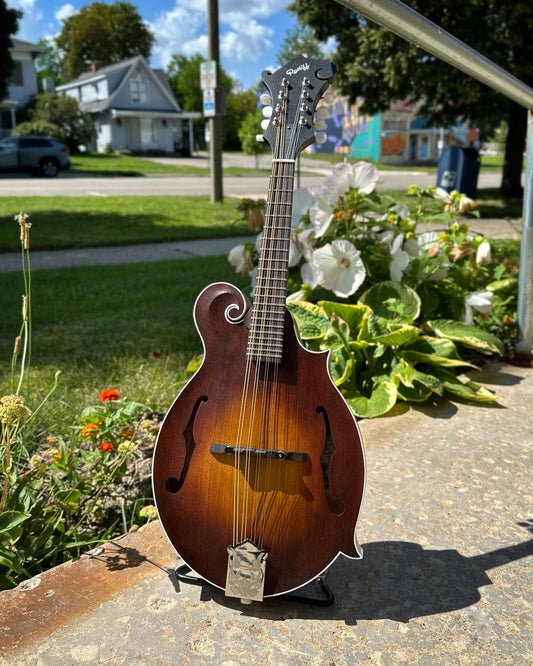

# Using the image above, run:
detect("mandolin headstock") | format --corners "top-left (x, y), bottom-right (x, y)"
top-left (258, 55), bottom-right (336, 160)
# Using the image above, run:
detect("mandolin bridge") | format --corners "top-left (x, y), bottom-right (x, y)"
top-left (210, 443), bottom-right (307, 462)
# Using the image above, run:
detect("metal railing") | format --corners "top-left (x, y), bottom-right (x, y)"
top-left (334, 0), bottom-right (533, 354)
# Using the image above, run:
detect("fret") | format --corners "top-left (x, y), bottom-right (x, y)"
top-left (246, 158), bottom-right (295, 359)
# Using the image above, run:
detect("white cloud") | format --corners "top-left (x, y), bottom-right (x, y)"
top-left (55, 4), bottom-right (76, 24)
top-left (7, 0), bottom-right (43, 42)
top-left (149, 0), bottom-right (282, 73)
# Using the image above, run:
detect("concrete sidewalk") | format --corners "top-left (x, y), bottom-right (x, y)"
top-left (0, 218), bottom-right (522, 274)
top-left (1, 361), bottom-right (532, 665)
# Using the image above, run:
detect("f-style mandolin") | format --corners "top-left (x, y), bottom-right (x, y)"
top-left (152, 56), bottom-right (365, 602)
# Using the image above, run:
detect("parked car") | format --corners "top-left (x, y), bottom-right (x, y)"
top-left (0, 135), bottom-right (70, 177)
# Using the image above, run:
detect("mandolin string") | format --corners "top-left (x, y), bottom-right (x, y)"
top-left (255, 109), bottom-right (305, 547)
top-left (248, 90), bottom-right (292, 546)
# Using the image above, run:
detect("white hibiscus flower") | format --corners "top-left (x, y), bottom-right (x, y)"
top-left (309, 161), bottom-right (379, 237)
top-left (463, 290), bottom-right (494, 325)
top-left (312, 239), bottom-right (366, 298)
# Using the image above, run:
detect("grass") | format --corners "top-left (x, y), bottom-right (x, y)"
top-left (0, 255), bottom-right (249, 433)
top-left (69, 152), bottom-right (270, 177)
top-left (0, 196), bottom-right (254, 252)
top-left (0, 185), bottom-right (522, 254)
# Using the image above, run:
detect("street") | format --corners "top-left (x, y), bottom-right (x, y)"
top-left (0, 157), bottom-right (503, 198)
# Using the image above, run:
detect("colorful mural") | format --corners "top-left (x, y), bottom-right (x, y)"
top-left (306, 92), bottom-right (380, 162)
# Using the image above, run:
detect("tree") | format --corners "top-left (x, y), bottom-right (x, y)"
top-left (56, 1), bottom-right (154, 80)
top-left (23, 93), bottom-right (93, 151)
top-left (238, 110), bottom-right (266, 168)
top-left (289, 0), bottom-right (533, 196)
top-left (166, 53), bottom-right (256, 150)
top-left (277, 24), bottom-right (326, 66)
top-left (0, 0), bottom-right (22, 101)
top-left (35, 38), bottom-right (65, 89)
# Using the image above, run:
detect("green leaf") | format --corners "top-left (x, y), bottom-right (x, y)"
top-left (0, 511), bottom-right (30, 535)
top-left (344, 381), bottom-right (398, 418)
top-left (374, 323), bottom-right (420, 346)
top-left (54, 489), bottom-right (81, 504)
top-left (0, 546), bottom-right (24, 574)
top-left (432, 367), bottom-right (496, 403)
top-left (402, 335), bottom-right (478, 368)
top-left (486, 277), bottom-right (518, 293)
top-left (287, 301), bottom-right (330, 340)
top-left (358, 281), bottom-right (421, 321)
top-left (393, 361), bottom-right (443, 395)
top-left (318, 301), bottom-right (369, 334)
top-left (427, 319), bottom-right (504, 356)
top-left (397, 381), bottom-right (434, 402)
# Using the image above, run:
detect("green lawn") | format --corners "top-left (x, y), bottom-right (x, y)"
top-left (0, 255), bottom-right (249, 431)
top-left (0, 196), bottom-right (253, 252)
top-left (69, 152), bottom-right (270, 177)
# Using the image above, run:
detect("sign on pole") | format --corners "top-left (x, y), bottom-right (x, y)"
top-left (203, 88), bottom-right (216, 117)
top-left (200, 60), bottom-right (217, 90)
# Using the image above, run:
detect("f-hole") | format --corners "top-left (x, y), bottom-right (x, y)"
top-left (316, 406), bottom-right (345, 516)
top-left (165, 395), bottom-right (207, 494)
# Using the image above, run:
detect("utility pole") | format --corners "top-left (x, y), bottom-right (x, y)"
top-left (207, 0), bottom-right (223, 202)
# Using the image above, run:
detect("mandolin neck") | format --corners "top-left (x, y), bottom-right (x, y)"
top-left (246, 158), bottom-right (296, 364)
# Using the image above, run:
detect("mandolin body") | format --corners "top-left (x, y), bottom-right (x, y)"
top-left (152, 282), bottom-right (365, 598)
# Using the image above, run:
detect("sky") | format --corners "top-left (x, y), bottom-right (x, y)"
top-left (6, 0), bottom-right (300, 89)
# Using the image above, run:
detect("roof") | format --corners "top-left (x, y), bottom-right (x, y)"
top-left (10, 38), bottom-right (45, 54)
top-left (56, 56), bottom-right (184, 115)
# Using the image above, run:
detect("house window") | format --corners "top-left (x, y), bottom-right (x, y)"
top-left (130, 79), bottom-right (148, 104)
top-left (9, 61), bottom-right (23, 86)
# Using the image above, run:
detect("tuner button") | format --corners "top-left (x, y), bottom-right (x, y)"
top-left (262, 105), bottom-right (273, 118)
top-left (256, 134), bottom-right (265, 142)
top-left (316, 106), bottom-right (329, 118)
top-left (259, 92), bottom-right (271, 105)
top-left (314, 118), bottom-right (326, 130)
top-left (323, 91), bottom-right (335, 104)
top-left (260, 118), bottom-right (270, 130)
top-left (315, 131), bottom-right (328, 144)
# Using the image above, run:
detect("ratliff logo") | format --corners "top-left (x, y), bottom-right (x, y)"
top-left (286, 63), bottom-right (310, 76)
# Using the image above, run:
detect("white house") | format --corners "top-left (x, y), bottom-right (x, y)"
top-left (56, 55), bottom-right (200, 154)
top-left (0, 38), bottom-right (44, 138)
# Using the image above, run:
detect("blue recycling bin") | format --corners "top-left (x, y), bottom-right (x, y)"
top-left (437, 145), bottom-right (480, 199)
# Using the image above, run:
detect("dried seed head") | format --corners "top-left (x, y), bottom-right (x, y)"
top-left (13, 336), bottom-right (22, 355)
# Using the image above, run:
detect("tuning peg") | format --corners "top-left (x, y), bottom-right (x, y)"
top-left (262, 106), bottom-right (272, 118)
top-left (259, 93), bottom-right (271, 105)
top-left (314, 118), bottom-right (326, 130)
top-left (315, 106), bottom-right (329, 118)
top-left (260, 118), bottom-right (270, 130)
top-left (323, 91), bottom-right (335, 104)
top-left (315, 132), bottom-right (328, 144)
top-left (256, 134), bottom-right (265, 142)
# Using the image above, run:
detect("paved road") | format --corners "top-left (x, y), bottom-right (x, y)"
top-left (0, 158), bottom-right (503, 198)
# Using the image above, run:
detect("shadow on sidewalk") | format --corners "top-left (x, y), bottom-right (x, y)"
top-left (183, 521), bottom-right (533, 624)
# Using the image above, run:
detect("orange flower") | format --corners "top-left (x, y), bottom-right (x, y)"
top-left (98, 442), bottom-right (113, 452)
top-left (120, 428), bottom-right (134, 439)
top-left (81, 423), bottom-right (100, 438)
top-left (99, 389), bottom-right (119, 403)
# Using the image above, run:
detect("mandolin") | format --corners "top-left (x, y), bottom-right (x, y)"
top-left (152, 55), bottom-right (365, 602)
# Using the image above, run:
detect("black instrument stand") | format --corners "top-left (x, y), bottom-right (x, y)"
top-left (175, 564), bottom-right (335, 607)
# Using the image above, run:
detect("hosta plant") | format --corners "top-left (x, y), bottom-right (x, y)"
top-left (229, 161), bottom-right (514, 418)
